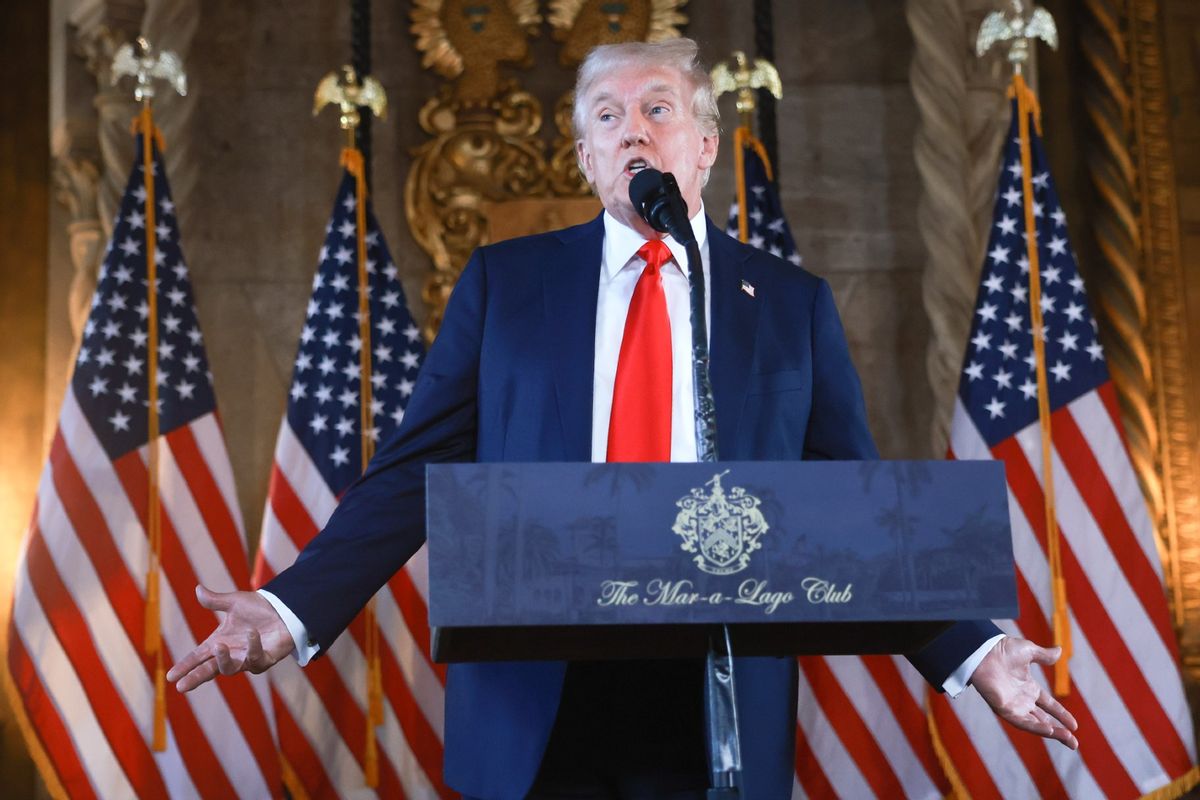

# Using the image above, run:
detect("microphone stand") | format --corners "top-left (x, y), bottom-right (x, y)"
top-left (671, 207), bottom-right (741, 800)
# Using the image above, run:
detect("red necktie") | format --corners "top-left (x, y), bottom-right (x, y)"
top-left (607, 240), bottom-right (673, 462)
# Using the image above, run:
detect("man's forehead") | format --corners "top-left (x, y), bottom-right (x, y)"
top-left (584, 67), bottom-right (688, 106)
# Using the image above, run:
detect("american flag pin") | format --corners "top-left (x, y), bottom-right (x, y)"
top-left (740, 279), bottom-right (756, 297)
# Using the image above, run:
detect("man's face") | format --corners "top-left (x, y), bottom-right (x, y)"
top-left (575, 64), bottom-right (719, 237)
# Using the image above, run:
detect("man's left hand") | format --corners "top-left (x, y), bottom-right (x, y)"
top-left (970, 636), bottom-right (1079, 750)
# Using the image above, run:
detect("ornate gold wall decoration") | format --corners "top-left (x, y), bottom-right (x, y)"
top-left (411, 0), bottom-right (542, 104)
top-left (407, 0), bottom-right (687, 339)
top-left (548, 0), bottom-right (687, 64)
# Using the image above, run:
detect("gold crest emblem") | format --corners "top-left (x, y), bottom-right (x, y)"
top-left (673, 470), bottom-right (770, 576)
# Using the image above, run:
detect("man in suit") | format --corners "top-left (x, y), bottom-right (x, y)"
top-left (169, 38), bottom-right (1077, 799)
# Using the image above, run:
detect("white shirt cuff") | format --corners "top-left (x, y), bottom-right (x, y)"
top-left (941, 633), bottom-right (1006, 698)
top-left (258, 588), bottom-right (320, 666)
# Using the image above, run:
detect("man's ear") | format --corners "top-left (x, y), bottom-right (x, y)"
top-left (698, 131), bottom-right (719, 171)
top-left (576, 139), bottom-right (594, 184)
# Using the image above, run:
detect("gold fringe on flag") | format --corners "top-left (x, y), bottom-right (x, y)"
top-left (1009, 73), bottom-right (1072, 696)
top-left (132, 106), bottom-right (168, 751)
top-left (339, 145), bottom-right (384, 787)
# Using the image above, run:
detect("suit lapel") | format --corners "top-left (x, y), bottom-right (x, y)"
top-left (544, 214), bottom-right (605, 461)
top-left (707, 218), bottom-right (759, 457)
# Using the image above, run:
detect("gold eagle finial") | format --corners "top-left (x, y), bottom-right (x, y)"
top-left (976, 0), bottom-right (1058, 71)
top-left (710, 51), bottom-right (782, 128)
top-left (313, 65), bottom-right (388, 131)
top-left (111, 36), bottom-right (188, 103)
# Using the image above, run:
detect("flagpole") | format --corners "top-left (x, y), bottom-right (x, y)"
top-left (316, 65), bottom-right (388, 787)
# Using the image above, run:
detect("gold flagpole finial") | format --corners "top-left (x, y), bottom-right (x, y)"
top-left (976, 0), bottom-right (1058, 74)
top-left (314, 65), bottom-right (388, 139)
top-left (112, 36), bottom-right (188, 105)
top-left (710, 51), bottom-right (782, 130)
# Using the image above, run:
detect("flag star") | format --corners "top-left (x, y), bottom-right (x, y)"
top-left (157, 341), bottom-right (175, 360)
top-left (1018, 377), bottom-right (1038, 400)
top-left (336, 416), bottom-right (355, 437)
top-left (366, 231), bottom-right (380, 247)
top-left (119, 237), bottom-right (140, 257)
top-left (77, 347), bottom-right (90, 365)
top-left (374, 344), bottom-right (392, 363)
top-left (366, 426), bottom-right (380, 442)
top-left (109, 410), bottom-right (131, 431)
top-left (377, 317), bottom-right (397, 336)
top-left (172, 262), bottom-right (188, 281)
top-left (117, 383), bottom-right (138, 404)
top-left (977, 302), bottom-right (999, 323)
top-left (988, 245), bottom-right (1010, 265)
top-left (1069, 275), bottom-right (1085, 294)
top-left (378, 290), bottom-right (399, 310)
top-left (129, 329), bottom-right (148, 348)
top-left (156, 221), bottom-right (170, 241)
top-left (391, 406), bottom-right (405, 426)
top-left (403, 324), bottom-right (420, 342)
top-left (333, 247), bottom-right (353, 265)
top-left (1051, 207), bottom-right (1067, 227)
top-left (162, 313), bottom-right (182, 333)
top-left (787, 253), bottom-right (802, 265)
top-left (1040, 294), bottom-right (1057, 313)
top-left (113, 265), bottom-right (133, 285)
top-left (370, 372), bottom-right (387, 390)
top-left (295, 352), bottom-right (313, 372)
top-left (341, 362), bottom-right (360, 382)
top-left (964, 361), bottom-right (985, 381)
top-left (106, 293), bottom-right (128, 312)
top-left (290, 381), bottom-right (307, 401)
top-left (188, 326), bottom-right (202, 345)
top-left (749, 208), bottom-right (764, 225)
top-left (400, 350), bottom-right (420, 370)
top-left (1047, 236), bottom-right (1068, 256)
top-left (318, 355), bottom-right (337, 375)
top-left (370, 397), bottom-right (384, 416)
top-left (384, 262), bottom-right (399, 281)
top-left (330, 446), bottom-right (350, 466)
top-left (366, 258), bottom-right (377, 275)
top-left (342, 195), bottom-right (356, 212)
top-left (123, 354), bottom-right (144, 374)
top-left (1050, 360), bottom-right (1072, 382)
top-left (1024, 352), bottom-right (1037, 370)
top-left (348, 335), bottom-right (362, 353)
top-left (984, 273), bottom-right (1005, 294)
top-left (1017, 255), bottom-right (1030, 275)
top-left (398, 377), bottom-right (415, 396)
top-left (338, 219), bottom-right (356, 239)
top-left (95, 347), bottom-right (116, 367)
top-left (135, 299), bottom-right (149, 320)
top-left (314, 384), bottom-right (333, 404)
top-left (1033, 172), bottom-right (1050, 189)
top-left (985, 397), bottom-right (1006, 419)
top-left (1033, 201), bottom-right (1044, 218)
top-left (126, 210), bottom-right (146, 229)
top-left (309, 414), bottom-right (329, 434)
top-left (160, 197), bottom-right (174, 215)
top-left (331, 273), bottom-right (350, 292)
top-left (1086, 341), bottom-right (1104, 361)
top-left (182, 353), bottom-right (201, 373)
top-left (321, 329), bottom-right (340, 348)
top-left (1063, 301), bottom-right (1085, 323)
top-left (133, 186), bottom-right (147, 203)
top-left (176, 379), bottom-right (195, 399)
top-left (166, 287), bottom-right (187, 306)
top-left (971, 331), bottom-right (992, 351)
top-left (88, 376), bottom-right (108, 396)
top-left (300, 324), bottom-right (316, 343)
top-left (999, 339), bottom-right (1019, 360)
top-left (768, 244), bottom-right (783, 258)
top-left (1002, 186), bottom-right (1022, 207)
top-left (1041, 265), bottom-right (1061, 285)
top-left (155, 369), bottom-right (169, 387)
top-left (325, 302), bottom-right (345, 320)
top-left (1057, 331), bottom-right (1079, 351)
top-left (1004, 312), bottom-right (1024, 332)
top-left (992, 368), bottom-right (1013, 389)
top-left (1006, 161), bottom-right (1023, 179)
top-left (338, 388), bottom-right (358, 408)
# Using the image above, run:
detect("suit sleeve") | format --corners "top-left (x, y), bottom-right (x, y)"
top-left (263, 250), bottom-right (489, 653)
top-left (805, 277), bottom-right (1002, 686)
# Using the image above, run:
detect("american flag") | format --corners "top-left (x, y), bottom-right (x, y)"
top-left (251, 168), bottom-right (451, 798)
top-left (3, 132), bottom-right (281, 798)
top-left (726, 130), bottom-right (948, 800)
top-left (931, 101), bottom-right (1198, 797)
top-left (725, 131), bottom-right (802, 267)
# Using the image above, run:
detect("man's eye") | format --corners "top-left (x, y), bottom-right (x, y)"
top-left (599, 112), bottom-right (615, 122)
top-left (650, 105), bottom-right (669, 115)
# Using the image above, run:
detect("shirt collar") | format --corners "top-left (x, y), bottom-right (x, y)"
top-left (602, 203), bottom-right (708, 280)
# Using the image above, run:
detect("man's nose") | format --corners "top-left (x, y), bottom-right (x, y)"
top-left (621, 111), bottom-right (650, 146)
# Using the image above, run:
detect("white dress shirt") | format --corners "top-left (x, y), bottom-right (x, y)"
top-left (263, 206), bottom-right (998, 693)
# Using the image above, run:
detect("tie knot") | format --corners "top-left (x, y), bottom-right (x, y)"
top-left (637, 239), bottom-right (673, 271)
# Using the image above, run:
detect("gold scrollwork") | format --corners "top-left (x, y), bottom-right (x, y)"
top-left (548, 0), bottom-right (687, 64)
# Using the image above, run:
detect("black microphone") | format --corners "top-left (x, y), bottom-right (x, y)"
top-left (628, 168), bottom-right (695, 245)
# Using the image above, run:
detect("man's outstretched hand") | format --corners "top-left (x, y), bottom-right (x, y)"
top-left (166, 586), bottom-right (295, 692)
top-left (970, 636), bottom-right (1079, 750)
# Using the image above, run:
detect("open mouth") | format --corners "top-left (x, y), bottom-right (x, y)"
top-left (624, 158), bottom-right (652, 178)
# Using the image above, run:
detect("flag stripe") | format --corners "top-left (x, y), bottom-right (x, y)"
top-left (860, 657), bottom-right (946, 792)
top-left (275, 698), bottom-right (337, 799)
top-left (793, 722), bottom-right (838, 800)
top-left (386, 566), bottom-right (447, 684)
top-left (796, 666), bottom-right (875, 799)
top-left (8, 589), bottom-right (100, 800)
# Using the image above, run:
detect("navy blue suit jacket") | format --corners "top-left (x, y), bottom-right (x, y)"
top-left (265, 214), bottom-right (999, 799)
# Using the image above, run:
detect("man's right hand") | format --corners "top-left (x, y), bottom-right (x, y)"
top-left (166, 585), bottom-right (295, 692)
